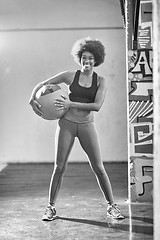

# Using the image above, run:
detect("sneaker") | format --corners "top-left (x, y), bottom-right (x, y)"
top-left (42, 205), bottom-right (57, 221)
top-left (107, 204), bottom-right (124, 219)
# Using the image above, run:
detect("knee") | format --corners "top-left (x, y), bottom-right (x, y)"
top-left (92, 164), bottom-right (106, 177)
top-left (54, 164), bottom-right (66, 176)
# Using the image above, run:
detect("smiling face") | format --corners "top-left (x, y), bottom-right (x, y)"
top-left (80, 51), bottom-right (95, 71)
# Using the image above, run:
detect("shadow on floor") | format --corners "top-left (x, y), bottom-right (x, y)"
top-left (58, 216), bottom-right (153, 235)
top-left (0, 163), bottom-right (153, 240)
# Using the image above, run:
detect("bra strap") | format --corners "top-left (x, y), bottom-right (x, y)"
top-left (92, 72), bottom-right (98, 86)
top-left (74, 70), bottom-right (81, 83)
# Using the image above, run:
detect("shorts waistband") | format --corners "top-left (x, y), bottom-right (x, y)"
top-left (60, 116), bottom-right (94, 124)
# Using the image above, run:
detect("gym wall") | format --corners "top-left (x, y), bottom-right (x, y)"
top-left (0, 0), bottom-right (127, 163)
top-left (127, 0), bottom-right (153, 202)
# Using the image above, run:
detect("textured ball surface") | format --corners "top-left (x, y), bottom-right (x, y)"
top-left (35, 84), bottom-right (68, 120)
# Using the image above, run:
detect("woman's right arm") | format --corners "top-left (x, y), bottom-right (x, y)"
top-left (29, 71), bottom-right (74, 116)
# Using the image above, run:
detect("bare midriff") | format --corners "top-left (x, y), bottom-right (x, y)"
top-left (62, 108), bottom-right (94, 123)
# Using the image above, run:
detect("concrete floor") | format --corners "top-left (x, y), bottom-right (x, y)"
top-left (0, 163), bottom-right (153, 240)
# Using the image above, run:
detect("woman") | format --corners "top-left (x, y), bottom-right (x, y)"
top-left (29, 37), bottom-right (124, 221)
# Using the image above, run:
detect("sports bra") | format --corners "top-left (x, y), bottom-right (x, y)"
top-left (69, 70), bottom-right (98, 103)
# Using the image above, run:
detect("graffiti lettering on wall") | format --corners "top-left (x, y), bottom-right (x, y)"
top-left (130, 156), bottom-right (153, 202)
top-left (128, 0), bottom-right (153, 203)
top-left (129, 49), bottom-right (153, 80)
top-left (128, 48), bottom-right (153, 155)
top-left (128, 49), bottom-right (153, 123)
top-left (138, 0), bottom-right (152, 49)
top-left (130, 122), bottom-right (153, 157)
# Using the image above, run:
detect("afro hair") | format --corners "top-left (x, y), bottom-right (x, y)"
top-left (71, 37), bottom-right (106, 67)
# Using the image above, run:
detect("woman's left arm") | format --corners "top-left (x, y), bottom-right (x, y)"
top-left (55, 76), bottom-right (107, 112)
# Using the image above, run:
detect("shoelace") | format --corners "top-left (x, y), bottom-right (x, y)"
top-left (112, 206), bottom-right (124, 218)
top-left (45, 206), bottom-right (54, 215)
top-left (108, 205), bottom-right (121, 216)
top-left (112, 205), bottom-right (120, 212)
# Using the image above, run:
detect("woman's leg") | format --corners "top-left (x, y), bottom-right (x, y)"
top-left (78, 122), bottom-right (114, 205)
top-left (49, 118), bottom-right (76, 205)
